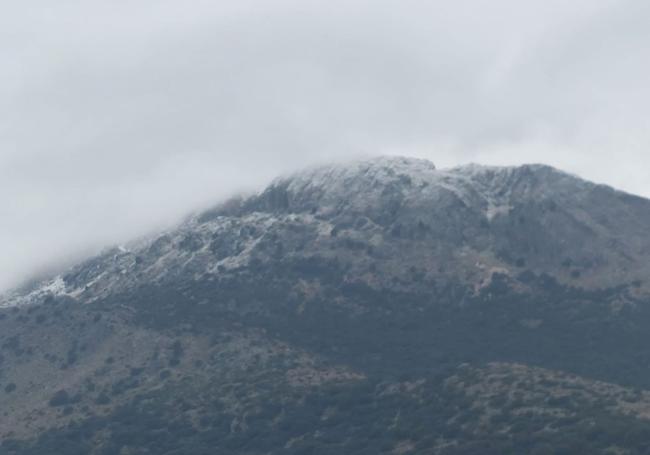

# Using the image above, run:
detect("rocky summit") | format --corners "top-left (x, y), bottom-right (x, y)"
top-left (2, 156), bottom-right (650, 454)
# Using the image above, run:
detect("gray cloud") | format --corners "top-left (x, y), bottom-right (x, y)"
top-left (1, 0), bottom-right (649, 291)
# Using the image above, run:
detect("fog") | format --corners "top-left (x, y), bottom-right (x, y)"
top-left (2, 0), bottom-right (649, 291)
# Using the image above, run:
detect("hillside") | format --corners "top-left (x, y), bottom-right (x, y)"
top-left (2, 156), bottom-right (650, 454)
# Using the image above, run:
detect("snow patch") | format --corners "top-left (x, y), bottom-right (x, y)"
top-left (0, 276), bottom-right (69, 308)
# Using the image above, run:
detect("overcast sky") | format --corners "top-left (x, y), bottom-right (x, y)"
top-left (2, 0), bottom-right (650, 291)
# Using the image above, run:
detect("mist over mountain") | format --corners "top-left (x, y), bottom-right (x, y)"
top-left (2, 156), bottom-right (650, 454)
top-left (3, 0), bottom-right (650, 298)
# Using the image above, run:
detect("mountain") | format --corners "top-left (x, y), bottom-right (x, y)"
top-left (2, 156), bottom-right (650, 454)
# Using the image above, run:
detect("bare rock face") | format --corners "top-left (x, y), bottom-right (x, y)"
top-left (2, 156), bottom-right (650, 454)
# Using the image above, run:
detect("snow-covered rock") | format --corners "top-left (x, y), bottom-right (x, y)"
top-left (3, 156), bottom-right (650, 308)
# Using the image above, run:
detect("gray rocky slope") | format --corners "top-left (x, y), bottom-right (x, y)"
top-left (4, 156), bottom-right (649, 308)
top-left (2, 156), bottom-right (650, 454)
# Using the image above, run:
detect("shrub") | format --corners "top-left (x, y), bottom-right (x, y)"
top-left (95, 393), bottom-right (111, 405)
top-left (49, 390), bottom-right (71, 407)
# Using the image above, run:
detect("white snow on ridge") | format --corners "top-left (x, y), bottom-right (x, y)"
top-left (0, 157), bottom-right (589, 309)
top-left (281, 156), bottom-right (437, 194)
top-left (274, 156), bottom-right (544, 221)
top-left (41, 276), bottom-right (66, 295)
top-left (0, 276), bottom-right (70, 308)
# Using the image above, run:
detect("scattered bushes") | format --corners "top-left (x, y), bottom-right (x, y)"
top-left (49, 390), bottom-right (72, 407)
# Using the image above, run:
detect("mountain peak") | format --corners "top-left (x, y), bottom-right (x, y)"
top-left (273, 155), bottom-right (438, 199)
top-left (192, 155), bottom-right (650, 291)
top-left (239, 156), bottom-right (587, 222)
top-left (6, 155), bottom-right (650, 311)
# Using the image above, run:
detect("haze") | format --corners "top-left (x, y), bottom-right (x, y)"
top-left (2, 0), bottom-right (650, 292)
